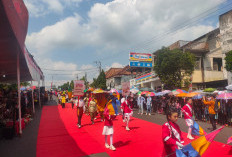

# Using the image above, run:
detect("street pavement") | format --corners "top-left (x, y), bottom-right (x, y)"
top-left (0, 97), bottom-right (231, 157)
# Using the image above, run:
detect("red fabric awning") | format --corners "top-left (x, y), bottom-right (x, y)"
top-left (0, 0), bottom-right (43, 83)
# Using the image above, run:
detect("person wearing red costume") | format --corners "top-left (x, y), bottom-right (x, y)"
top-left (162, 108), bottom-right (184, 157)
top-left (182, 98), bottom-right (194, 140)
top-left (102, 96), bottom-right (116, 151)
top-left (121, 96), bottom-right (133, 131)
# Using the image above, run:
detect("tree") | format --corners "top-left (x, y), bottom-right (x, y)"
top-left (90, 70), bottom-right (106, 89)
top-left (154, 47), bottom-right (196, 89)
top-left (225, 50), bottom-right (232, 72)
top-left (80, 76), bottom-right (89, 89)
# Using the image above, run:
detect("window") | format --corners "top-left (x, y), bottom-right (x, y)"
top-left (213, 58), bottom-right (222, 71)
top-left (195, 57), bottom-right (201, 70)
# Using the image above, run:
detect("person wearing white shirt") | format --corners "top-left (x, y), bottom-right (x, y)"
top-left (76, 96), bottom-right (84, 128)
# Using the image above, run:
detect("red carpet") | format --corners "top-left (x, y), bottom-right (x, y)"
top-left (37, 103), bottom-right (232, 157)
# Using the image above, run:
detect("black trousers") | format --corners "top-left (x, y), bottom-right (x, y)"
top-left (209, 114), bottom-right (216, 130)
top-left (78, 115), bottom-right (82, 125)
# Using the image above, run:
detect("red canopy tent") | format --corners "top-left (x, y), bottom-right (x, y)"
top-left (0, 0), bottom-right (44, 135)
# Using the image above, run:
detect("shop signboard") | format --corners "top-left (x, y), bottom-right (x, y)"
top-left (129, 61), bottom-right (152, 68)
top-left (129, 52), bottom-right (152, 62)
top-left (73, 80), bottom-right (85, 96)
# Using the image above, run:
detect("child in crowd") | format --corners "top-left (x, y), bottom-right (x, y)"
top-left (121, 96), bottom-right (133, 131)
top-left (182, 98), bottom-right (194, 140)
top-left (162, 108), bottom-right (184, 157)
top-left (103, 97), bottom-right (116, 151)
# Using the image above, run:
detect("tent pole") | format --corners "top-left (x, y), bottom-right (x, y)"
top-left (17, 53), bottom-right (22, 135)
top-left (31, 81), bottom-right (35, 114)
top-left (38, 80), bottom-right (41, 108)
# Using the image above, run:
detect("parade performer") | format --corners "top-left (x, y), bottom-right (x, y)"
top-left (71, 95), bottom-right (74, 109)
top-left (121, 96), bottom-right (133, 131)
top-left (96, 93), bottom-right (107, 121)
top-left (76, 96), bottom-right (84, 128)
top-left (182, 98), bottom-right (194, 140)
top-left (121, 96), bottom-right (126, 122)
top-left (111, 93), bottom-right (120, 115)
top-left (146, 95), bottom-right (152, 115)
top-left (103, 96), bottom-right (116, 151)
top-left (137, 94), bottom-right (145, 115)
top-left (162, 108), bottom-right (184, 157)
top-left (83, 93), bottom-right (90, 115)
top-left (61, 95), bottom-right (66, 108)
top-left (89, 95), bottom-right (97, 124)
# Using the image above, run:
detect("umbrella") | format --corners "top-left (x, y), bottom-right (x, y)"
top-left (216, 93), bottom-right (232, 100)
top-left (193, 94), bottom-right (203, 99)
top-left (145, 92), bottom-right (155, 96)
top-left (84, 89), bottom-right (88, 93)
top-left (130, 87), bottom-right (139, 94)
top-left (20, 87), bottom-right (26, 91)
top-left (156, 92), bottom-right (165, 96)
top-left (226, 84), bottom-right (232, 90)
top-left (141, 91), bottom-right (149, 95)
top-left (92, 89), bottom-right (105, 94)
top-left (176, 93), bottom-right (188, 97)
top-left (185, 92), bottom-right (199, 98)
top-left (88, 88), bottom-right (94, 92)
top-left (171, 89), bottom-right (188, 95)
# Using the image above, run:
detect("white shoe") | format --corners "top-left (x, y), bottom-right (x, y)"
top-left (146, 113), bottom-right (147, 115)
top-left (110, 145), bottom-right (116, 151)
top-left (105, 143), bottom-right (110, 149)
top-left (187, 135), bottom-right (194, 140)
top-left (94, 118), bottom-right (97, 120)
top-left (126, 127), bottom-right (130, 131)
top-left (138, 113), bottom-right (140, 114)
top-left (149, 113), bottom-right (151, 116)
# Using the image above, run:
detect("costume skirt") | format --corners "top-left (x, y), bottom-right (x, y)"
top-left (102, 126), bottom-right (114, 135)
top-left (185, 118), bottom-right (193, 127)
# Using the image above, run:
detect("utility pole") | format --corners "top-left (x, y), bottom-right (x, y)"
top-left (94, 61), bottom-right (102, 74)
top-left (76, 74), bottom-right (78, 80)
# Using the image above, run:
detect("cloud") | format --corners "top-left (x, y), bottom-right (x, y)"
top-left (24, 0), bottom-right (83, 17)
top-left (26, 0), bottom-right (225, 85)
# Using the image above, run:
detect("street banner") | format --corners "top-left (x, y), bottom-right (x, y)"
top-left (129, 61), bottom-right (152, 68)
top-left (129, 52), bottom-right (152, 62)
top-left (73, 80), bottom-right (85, 96)
top-left (122, 82), bottom-right (130, 96)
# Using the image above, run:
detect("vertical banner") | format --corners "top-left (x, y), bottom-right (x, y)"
top-left (122, 82), bottom-right (130, 96)
top-left (73, 80), bottom-right (85, 96)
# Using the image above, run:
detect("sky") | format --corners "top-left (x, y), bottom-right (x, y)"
top-left (24, 0), bottom-right (232, 87)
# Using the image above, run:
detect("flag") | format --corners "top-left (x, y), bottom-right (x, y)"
top-left (176, 126), bottom-right (224, 157)
top-left (227, 136), bottom-right (232, 144)
top-left (191, 120), bottom-right (206, 136)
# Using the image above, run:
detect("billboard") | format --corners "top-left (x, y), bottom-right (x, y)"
top-left (129, 61), bottom-right (152, 68)
top-left (73, 80), bottom-right (85, 96)
top-left (129, 52), bottom-right (152, 62)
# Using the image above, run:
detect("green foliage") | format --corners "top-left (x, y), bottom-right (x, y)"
top-left (203, 88), bottom-right (216, 92)
top-left (90, 70), bottom-right (107, 89)
top-left (80, 75), bottom-right (89, 89)
top-left (154, 47), bottom-right (195, 89)
top-left (225, 50), bottom-right (232, 72)
top-left (58, 81), bottom-right (70, 91)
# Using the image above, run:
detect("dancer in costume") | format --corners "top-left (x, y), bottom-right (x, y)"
top-left (84, 93), bottom-right (90, 115)
top-left (111, 93), bottom-right (120, 115)
top-left (89, 95), bottom-right (97, 124)
top-left (76, 96), bottom-right (84, 128)
top-left (162, 108), bottom-right (184, 157)
top-left (182, 98), bottom-right (194, 140)
top-left (121, 96), bottom-right (133, 131)
top-left (102, 95), bottom-right (116, 151)
top-left (96, 93), bottom-right (107, 121)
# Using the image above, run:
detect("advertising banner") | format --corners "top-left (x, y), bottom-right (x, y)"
top-left (129, 52), bottom-right (152, 62)
top-left (122, 82), bottom-right (130, 96)
top-left (129, 61), bottom-right (152, 68)
top-left (73, 80), bottom-right (85, 96)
